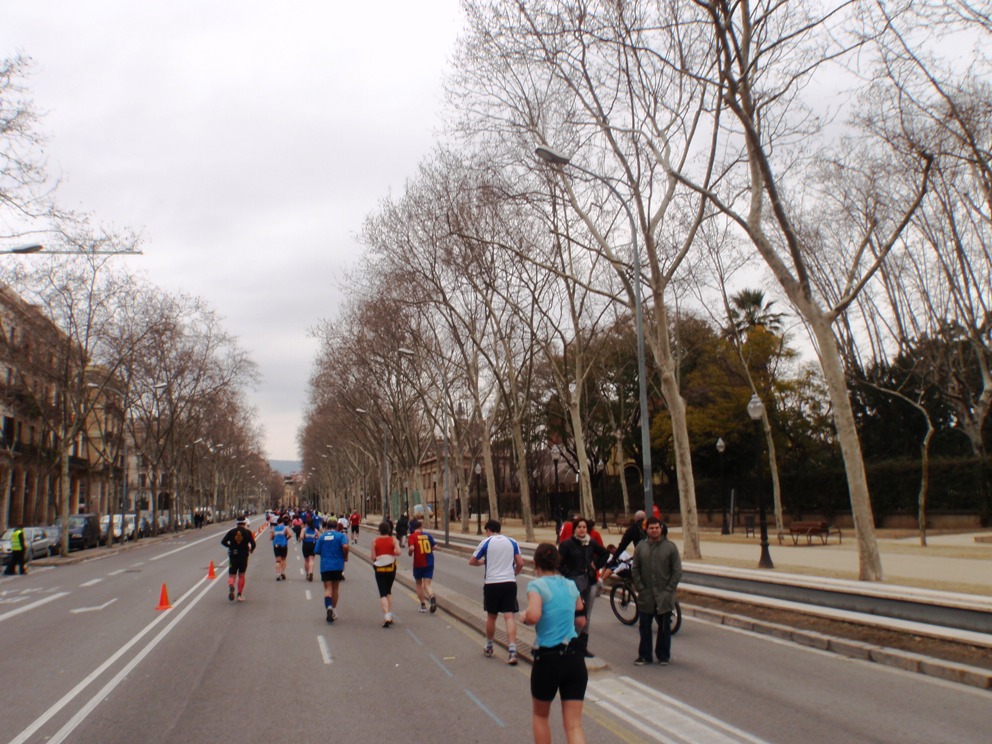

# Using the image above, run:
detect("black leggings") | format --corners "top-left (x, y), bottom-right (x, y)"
top-left (374, 566), bottom-right (396, 598)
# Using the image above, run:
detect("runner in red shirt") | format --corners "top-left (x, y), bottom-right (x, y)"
top-left (349, 511), bottom-right (361, 544)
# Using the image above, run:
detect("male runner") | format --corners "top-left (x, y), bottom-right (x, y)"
top-left (220, 517), bottom-right (256, 602)
top-left (314, 522), bottom-right (349, 623)
top-left (469, 519), bottom-right (524, 665)
top-left (408, 519), bottom-right (438, 613)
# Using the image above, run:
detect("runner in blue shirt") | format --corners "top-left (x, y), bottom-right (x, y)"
top-left (301, 518), bottom-right (319, 581)
top-left (271, 516), bottom-right (293, 581)
top-left (314, 522), bottom-right (349, 623)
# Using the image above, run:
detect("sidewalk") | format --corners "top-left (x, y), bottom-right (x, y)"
top-left (477, 518), bottom-right (992, 597)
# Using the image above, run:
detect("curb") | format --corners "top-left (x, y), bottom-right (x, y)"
top-left (683, 604), bottom-right (992, 690)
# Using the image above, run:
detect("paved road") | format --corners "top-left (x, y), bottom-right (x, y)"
top-left (2, 523), bottom-right (989, 743)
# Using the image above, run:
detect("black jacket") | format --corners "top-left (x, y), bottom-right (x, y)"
top-left (558, 536), bottom-right (610, 583)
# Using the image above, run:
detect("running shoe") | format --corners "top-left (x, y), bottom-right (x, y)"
top-left (281, 573), bottom-right (286, 581)
top-left (507, 651), bottom-right (518, 666)
top-left (383, 620), bottom-right (391, 628)
top-left (307, 573), bottom-right (313, 582)
top-left (419, 604), bottom-right (428, 613)
top-left (657, 659), bottom-right (670, 666)
top-left (634, 658), bottom-right (648, 666)
top-left (237, 593), bottom-right (244, 602)
top-left (484, 646), bottom-right (494, 658)
top-left (326, 607), bottom-right (335, 623)
top-left (228, 585), bottom-right (235, 601)
top-left (429, 595), bottom-right (437, 614)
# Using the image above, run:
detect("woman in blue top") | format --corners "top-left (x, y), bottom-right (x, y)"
top-left (522, 543), bottom-right (587, 744)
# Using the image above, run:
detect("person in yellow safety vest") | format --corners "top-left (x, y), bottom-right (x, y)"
top-left (4, 525), bottom-right (28, 575)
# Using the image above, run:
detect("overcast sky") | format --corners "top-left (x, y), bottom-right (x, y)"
top-left (2, 1), bottom-right (463, 460)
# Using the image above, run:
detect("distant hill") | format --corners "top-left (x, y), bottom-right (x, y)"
top-left (269, 459), bottom-right (302, 476)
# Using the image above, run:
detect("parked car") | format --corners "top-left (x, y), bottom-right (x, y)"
top-left (100, 514), bottom-right (124, 542)
top-left (67, 513), bottom-right (100, 550)
top-left (1, 526), bottom-right (58, 565)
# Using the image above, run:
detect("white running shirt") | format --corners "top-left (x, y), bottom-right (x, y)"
top-left (471, 533), bottom-right (520, 584)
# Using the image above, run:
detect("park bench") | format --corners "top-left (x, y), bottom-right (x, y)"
top-left (779, 520), bottom-right (842, 545)
top-left (613, 514), bottom-right (636, 534)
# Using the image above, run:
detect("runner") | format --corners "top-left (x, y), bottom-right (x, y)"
top-left (314, 521), bottom-right (349, 623)
top-left (407, 519), bottom-right (438, 614)
top-left (522, 543), bottom-right (587, 744)
top-left (271, 515), bottom-right (293, 581)
top-left (469, 519), bottom-right (524, 665)
top-left (349, 510), bottom-right (361, 544)
top-left (301, 517), bottom-right (319, 581)
top-left (371, 520), bottom-right (401, 627)
top-left (220, 517), bottom-right (256, 602)
top-left (291, 513), bottom-right (303, 542)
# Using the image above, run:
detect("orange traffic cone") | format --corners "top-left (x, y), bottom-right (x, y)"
top-left (155, 583), bottom-right (173, 611)
top-left (208, 561), bottom-right (217, 580)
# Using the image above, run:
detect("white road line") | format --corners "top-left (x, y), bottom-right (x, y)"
top-left (70, 598), bottom-right (118, 614)
top-left (305, 590), bottom-right (312, 601)
top-left (317, 635), bottom-right (333, 664)
top-left (108, 569), bottom-right (125, 576)
top-left (44, 578), bottom-right (216, 744)
top-left (80, 578), bottom-right (103, 587)
top-left (0, 592), bottom-right (69, 622)
top-left (8, 578), bottom-right (208, 744)
top-left (589, 676), bottom-right (769, 744)
top-left (148, 532), bottom-right (220, 561)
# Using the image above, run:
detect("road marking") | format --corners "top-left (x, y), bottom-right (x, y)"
top-left (428, 652), bottom-right (454, 677)
top-left (148, 532), bottom-right (220, 561)
top-left (39, 578), bottom-right (215, 744)
top-left (0, 592), bottom-right (69, 623)
top-left (317, 635), bottom-right (333, 664)
top-left (80, 578), bottom-right (103, 587)
top-left (463, 688), bottom-right (505, 727)
top-left (70, 598), bottom-right (118, 614)
top-left (305, 590), bottom-right (312, 601)
top-left (9, 578), bottom-right (209, 744)
top-left (108, 569), bottom-right (125, 576)
top-left (588, 676), bottom-right (769, 744)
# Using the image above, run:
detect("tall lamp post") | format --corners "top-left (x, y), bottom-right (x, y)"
top-left (475, 463), bottom-right (483, 535)
top-left (717, 438), bottom-right (729, 535)
top-left (747, 395), bottom-right (774, 569)
top-left (597, 459), bottom-right (606, 527)
top-left (551, 444), bottom-right (562, 534)
top-left (432, 475), bottom-right (438, 529)
top-left (535, 146), bottom-right (654, 517)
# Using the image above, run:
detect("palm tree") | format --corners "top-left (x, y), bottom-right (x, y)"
top-left (727, 289), bottom-right (785, 339)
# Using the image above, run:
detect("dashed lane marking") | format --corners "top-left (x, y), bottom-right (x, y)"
top-left (0, 592), bottom-right (70, 623)
top-left (317, 635), bottom-right (333, 664)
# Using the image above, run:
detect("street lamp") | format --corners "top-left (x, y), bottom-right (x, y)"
top-left (597, 459), bottom-right (606, 527)
top-left (535, 146), bottom-right (654, 516)
top-left (432, 474), bottom-right (438, 530)
top-left (475, 462), bottom-right (483, 535)
top-left (551, 444), bottom-right (562, 535)
top-left (747, 395), bottom-right (774, 569)
top-left (717, 438), bottom-right (729, 535)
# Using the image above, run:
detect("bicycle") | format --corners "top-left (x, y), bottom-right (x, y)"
top-left (607, 559), bottom-right (682, 634)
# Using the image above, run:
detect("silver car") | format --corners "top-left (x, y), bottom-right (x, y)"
top-left (0, 527), bottom-right (58, 565)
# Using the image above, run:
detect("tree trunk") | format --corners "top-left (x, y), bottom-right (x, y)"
top-left (765, 416), bottom-right (784, 533)
top-left (509, 415), bottom-right (535, 542)
top-left (811, 317), bottom-right (884, 580)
